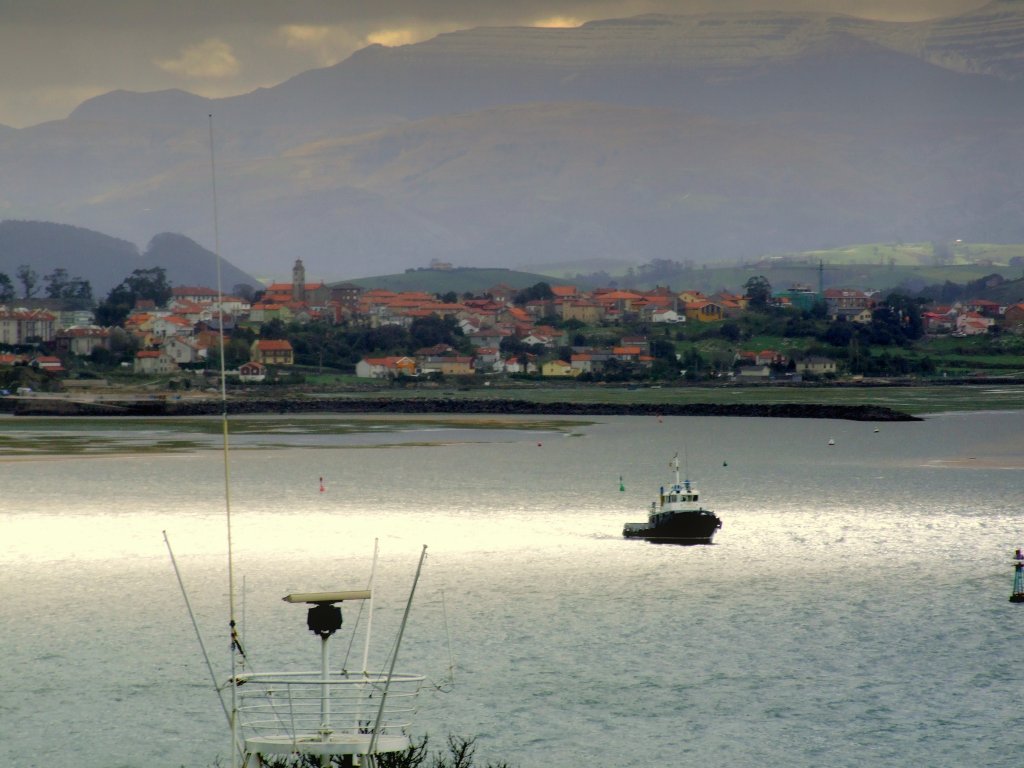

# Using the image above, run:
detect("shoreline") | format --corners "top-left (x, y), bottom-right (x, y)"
top-left (5, 396), bottom-right (921, 421)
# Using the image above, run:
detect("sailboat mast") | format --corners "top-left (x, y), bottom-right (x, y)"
top-left (209, 112), bottom-right (241, 768)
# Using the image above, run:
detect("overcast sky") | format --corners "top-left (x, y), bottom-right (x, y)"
top-left (0, 0), bottom-right (988, 129)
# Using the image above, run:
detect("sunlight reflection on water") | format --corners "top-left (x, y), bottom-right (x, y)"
top-left (3, 413), bottom-right (1024, 767)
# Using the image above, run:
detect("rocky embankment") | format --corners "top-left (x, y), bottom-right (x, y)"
top-left (8, 396), bottom-right (920, 421)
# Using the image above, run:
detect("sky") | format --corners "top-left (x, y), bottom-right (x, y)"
top-left (0, 0), bottom-right (990, 129)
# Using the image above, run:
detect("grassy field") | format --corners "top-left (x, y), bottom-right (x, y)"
top-left (793, 241), bottom-right (1024, 267)
top-left (306, 381), bottom-right (1024, 417)
top-left (275, 366), bottom-right (1024, 416)
top-left (13, 376), bottom-right (1022, 418)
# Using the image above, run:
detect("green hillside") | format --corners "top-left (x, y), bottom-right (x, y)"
top-left (328, 242), bottom-right (1024, 299)
top-left (334, 267), bottom-right (563, 294)
top-left (528, 242), bottom-right (1024, 296)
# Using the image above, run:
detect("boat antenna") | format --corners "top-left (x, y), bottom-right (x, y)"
top-left (209, 112), bottom-right (244, 768)
top-left (367, 545), bottom-right (428, 761)
top-left (164, 531), bottom-right (231, 727)
top-left (338, 538), bottom-right (380, 673)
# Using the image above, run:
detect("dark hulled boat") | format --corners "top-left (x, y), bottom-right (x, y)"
top-left (622, 454), bottom-right (722, 544)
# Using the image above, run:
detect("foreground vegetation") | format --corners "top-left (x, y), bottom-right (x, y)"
top-left (207, 735), bottom-right (509, 768)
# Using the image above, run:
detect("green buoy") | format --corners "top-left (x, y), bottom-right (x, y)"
top-left (1011, 550), bottom-right (1024, 603)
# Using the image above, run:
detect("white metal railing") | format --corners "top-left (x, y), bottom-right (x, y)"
top-left (235, 670), bottom-right (423, 755)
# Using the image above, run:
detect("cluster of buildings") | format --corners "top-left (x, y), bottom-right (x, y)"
top-left (3, 257), bottom-right (1024, 383)
top-left (922, 298), bottom-right (1021, 336)
top-left (800, 287), bottom-right (1024, 336)
top-left (0, 262), bottom-right (319, 379)
top-left (1, 263), bottom-right (751, 380)
top-left (349, 283), bottom-right (738, 379)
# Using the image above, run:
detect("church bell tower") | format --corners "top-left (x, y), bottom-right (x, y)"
top-left (292, 259), bottom-right (307, 303)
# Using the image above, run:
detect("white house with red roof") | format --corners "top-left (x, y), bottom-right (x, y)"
top-left (355, 356), bottom-right (417, 378)
top-left (163, 337), bottom-right (208, 365)
top-left (959, 298), bottom-right (1002, 318)
top-left (31, 355), bottom-right (65, 373)
top-left (152, 315), bottom-right (194, 338)
top-left (172, 286), bottom-right (220, 303)
top-left (56, 325), bottom-right (111, 356)
top-left (955, 311), bottom-right (993, 336)
top-left (922, 308), bottom-right (956, 334)
top-left (570, 353), bottom-right (597, 374)
top-left (0, 308), bottom-right (57, 344)
top-left (500, 356), bottom-right (537, 374)
top-left (520, 332), bottom-right (557, 348)
top-left (755, 350), bottom-right (784, 366)
top-left (469, 328), bottom-right (512, 348)
top-left (474, 347), bottom-right (501, 371)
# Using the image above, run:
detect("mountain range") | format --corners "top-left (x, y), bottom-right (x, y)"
top-left (2, 1), bottom-right (1024, 284)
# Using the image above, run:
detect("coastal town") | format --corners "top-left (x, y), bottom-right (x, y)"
top-left (1, 257), bottom-right (1023, 392)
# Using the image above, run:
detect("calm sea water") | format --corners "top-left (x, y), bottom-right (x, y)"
top-left (2, 411), bottom-right (1024, 768)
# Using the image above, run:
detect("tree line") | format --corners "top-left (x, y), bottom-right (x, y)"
top-left (0, 265), bottom-right (93, 307)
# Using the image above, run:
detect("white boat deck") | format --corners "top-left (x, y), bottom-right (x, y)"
top-left (236, 670), bottom-right (424, 757)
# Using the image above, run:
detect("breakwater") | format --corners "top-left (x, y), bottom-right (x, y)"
top-left (9, 396), bottom-right (920, 421)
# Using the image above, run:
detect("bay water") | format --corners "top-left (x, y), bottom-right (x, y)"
top-left (2, 411), bottom-right (1023, 768)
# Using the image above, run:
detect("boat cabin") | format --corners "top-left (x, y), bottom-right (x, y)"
top-left (662, 482), bottom-right (697, 504)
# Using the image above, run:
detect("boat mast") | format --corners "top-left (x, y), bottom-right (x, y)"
top-left (367, 545), bottom-right (428, 763)
top-left (209, 112), bottom-right (243, 768)
top-left (163, 531), bottom-right (231, 727)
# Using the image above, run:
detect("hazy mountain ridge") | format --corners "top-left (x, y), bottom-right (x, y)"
top-left (230, 5), bottom-right (1024, 126)
top-left (275, 4), bottom-right (1024, 91)
top-left (892, 0), bottom-right (1024, 80)
top-left (0, 222), bottom-right (261, 297)
top-left (3, 3), bottom-right (1024, 281)
top-left (63, 3), bottom-right (1024, 129)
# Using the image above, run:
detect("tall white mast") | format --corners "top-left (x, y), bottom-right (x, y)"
top-left (209, 113), bottom-right (242, 768)
top-left (368, 545), bottom-right (428, 761)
